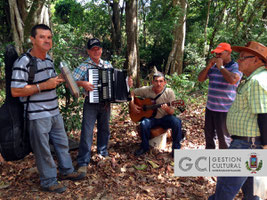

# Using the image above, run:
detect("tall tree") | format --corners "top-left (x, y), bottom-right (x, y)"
top-left (206, 1), bottom-right (228, 63)
top-left (8, 0), bottom-right (50, 54)
top-left (165, 0), bottom-right (187, 75)
top-left (106, 0), bottom-right (123, 55)
top-left (126, 0), bottom-right (140, 87)
top-left (139, 0), bottom-right (149, 47)
top-left (203, 0), bottom-right (211, 56)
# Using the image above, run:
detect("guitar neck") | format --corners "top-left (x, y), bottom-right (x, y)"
top-left (143, 102), bottom-right (170, 111)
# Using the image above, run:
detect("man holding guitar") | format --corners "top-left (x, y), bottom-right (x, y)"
top-left (129, 71), bottom-right (183, 157)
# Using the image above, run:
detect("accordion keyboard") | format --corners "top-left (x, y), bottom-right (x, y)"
top-left (88, 68), bottom-right (99, 103)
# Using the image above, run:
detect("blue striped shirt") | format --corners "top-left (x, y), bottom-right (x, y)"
top-left (207, 61), bottom-right (242, 112)
top-left (11, 51), bottom-right (59, 120)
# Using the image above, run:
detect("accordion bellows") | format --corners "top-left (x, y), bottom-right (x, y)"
top-left (60, 61), bottom-right (80, 98)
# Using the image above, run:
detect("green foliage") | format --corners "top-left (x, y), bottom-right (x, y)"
top-left (57, 87), bottom-right (84, 133)
top-left (166, 42), bottom-right (208, 108)
top-left (110, 54), bottom-right (126, 69)
top-left (82, 1), bottom-right (111, 39)
top-left (51, 23), bottom-right (86, 133)
top-left (53, 0), bottom-right (110, 39)
top-left (54, 0), bottom-right (84, 27)
top-left (52, 24), bottom-right (85, 69)
top-left (140, 0), bottom-right (181, 69)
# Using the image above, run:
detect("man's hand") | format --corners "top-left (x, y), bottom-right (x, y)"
top-left (41, 76), bottom-right (65, 90)
top-left (208, 57), bottom-right (223, 69)
top-left (161, 103), bottom-right (174, 115)
top-left (214, 58), bottom-right (224, 69)
top-left (128, 76), bottom-right (133, 88)
top-left (263, 145), bottom-right (267, 149)
top-left (130, 103), bottom-right (142, 114)
top-left (82, 82), bottom-right (94, 92)
top-left (198, 57), bottom-right (216, 82)
top-left (207, 57), bottom-right (217, 69)
top-left (161, 103), bottom-right (170, 112)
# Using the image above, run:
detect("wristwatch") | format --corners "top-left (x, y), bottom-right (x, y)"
top-left (220, 65), bottom-right (225, 70)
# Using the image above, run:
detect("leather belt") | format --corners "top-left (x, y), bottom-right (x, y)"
top-left (231, 135), bottom-right (261, 142)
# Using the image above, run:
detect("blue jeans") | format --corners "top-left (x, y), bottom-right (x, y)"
top-left (77, 101), bottom-right (110, 167)
top-left (139, 115), bottom-right (182, 151)
top-left (208, 139), bottom-right (262, 200)
top-left (29, 114), bottom-right (74, 188)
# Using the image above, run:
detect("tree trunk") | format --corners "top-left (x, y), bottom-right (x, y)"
top-left (8, 0), bottom-right (50, 54)
top-left (203, 0), bottom-right (211, 57)
top-left (165, 0), bottom-right (187, 75)
top-left (126, 0), bottom-right (140, 87)
top-left (206, 2), bottom-right (227, 64)
top-left (140, 0), bottom-right (148, 47)
top-left (106, 0), bottom-right (122, 55)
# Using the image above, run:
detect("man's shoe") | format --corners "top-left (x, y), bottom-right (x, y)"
top-left (77, 166), bottom-right (87, 174)
top-left (77, 166), bottom-right (87, 178)
top-left (180, 130), bottom-right (186, 143)
top-left (41, 183), bottom-right (66, 193)
top-left (58, 171), bottom-right (86, 181)
top-left (134, 148), bottom-right (148, 157)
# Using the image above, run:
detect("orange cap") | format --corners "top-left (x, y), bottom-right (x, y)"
top-left (211, 43), bottom-right (232, 54)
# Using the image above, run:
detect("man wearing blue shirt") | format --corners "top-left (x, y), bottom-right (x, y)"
top-left (198, 43), bottom-right (242, 149)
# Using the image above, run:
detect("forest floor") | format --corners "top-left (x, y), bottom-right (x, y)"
top-left (0, 98), bottom-right (244, 200)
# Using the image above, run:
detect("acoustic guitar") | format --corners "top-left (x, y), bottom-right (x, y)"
top-left (129, 96), bottom-right (185, 123)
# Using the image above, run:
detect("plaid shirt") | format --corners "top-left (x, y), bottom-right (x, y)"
top-left (226, 67), bottom-right (267, 137)
top-left (72, 57), bottom-right (113, 82)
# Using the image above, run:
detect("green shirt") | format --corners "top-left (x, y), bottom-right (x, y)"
top-left (227, 67), bottom-right (267, 137)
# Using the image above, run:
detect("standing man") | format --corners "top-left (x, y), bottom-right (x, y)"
top-left (73, 38), bottom-right (113, 175)
top-left (11, 24), bottom-right (84, 193)
top-left (130, 72), bottom-right (183, 157)
top-left (209, 41), bottom-right (267, 200)
top-left (198, 43), bottom-right (242, 149)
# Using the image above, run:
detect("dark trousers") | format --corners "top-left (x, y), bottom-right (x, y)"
top-left (140, 115), bottom-right (182, 151)
top-left (204, 108), bottom-right (231, 149)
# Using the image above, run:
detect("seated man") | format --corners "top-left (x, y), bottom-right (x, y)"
top-left (129, 71), bottom-right (183, 157)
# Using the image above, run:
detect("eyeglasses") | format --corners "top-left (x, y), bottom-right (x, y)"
top-left (238, 56), bottom-right (255, 61)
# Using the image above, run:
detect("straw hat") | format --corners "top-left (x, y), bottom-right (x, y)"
top-left (232, 41), bottom-right (267, 63)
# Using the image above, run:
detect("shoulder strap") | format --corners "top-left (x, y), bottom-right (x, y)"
top-left (24, 53), bottom-right (37, 84)
top-left (154, 86), bottom-right (166, 101)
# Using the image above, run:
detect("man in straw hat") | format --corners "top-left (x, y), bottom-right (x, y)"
top-left (198, 43), bottom-right (242, 149)
top-left (209, 41), bottom-right (267, 200)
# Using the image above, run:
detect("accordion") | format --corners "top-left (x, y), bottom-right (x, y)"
top-left (88, 68), bottom-right (131, 103)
